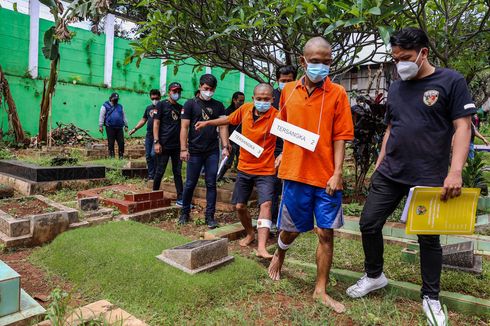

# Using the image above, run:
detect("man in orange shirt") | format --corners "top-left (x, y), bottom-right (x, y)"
top-left (195, 84), bottom-right (277, 259)
top-left (268, 37), bottom-right (354, 313)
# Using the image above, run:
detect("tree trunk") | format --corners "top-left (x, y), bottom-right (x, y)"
top-left (38, 57), bottom-right (59, 143)
top-left (0, 65), bottom-right (25, 143)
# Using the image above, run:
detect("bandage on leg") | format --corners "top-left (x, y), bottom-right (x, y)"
top-left (257, 218), bottom-right (272, 229)
top-left (278, 234), bottom-right (290, 250)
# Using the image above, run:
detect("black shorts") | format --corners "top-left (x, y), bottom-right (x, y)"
top-left (232, 171), bottom-right (275, 205)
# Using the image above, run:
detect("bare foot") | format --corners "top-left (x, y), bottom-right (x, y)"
top-left (239, 233), bottom-right (255, 247)
top-left (268, 249), bottom-right (285, 281)
top-left (255, 248), bottom-right (273, 260)
top-left (313, 291), bottom-right (346, 314)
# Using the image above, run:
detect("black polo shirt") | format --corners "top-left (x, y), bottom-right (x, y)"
top-left (154, 99), bottom-right (182, 150)
top-left (182, 97), bottom-right (225, 154)
top-left (143, 104), bottom-right (159, 136)
top-left (377, 68), bottom-right (476, 186)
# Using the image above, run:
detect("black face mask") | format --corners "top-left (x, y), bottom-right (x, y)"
top-left (112, 99), bottom-right (119, 105)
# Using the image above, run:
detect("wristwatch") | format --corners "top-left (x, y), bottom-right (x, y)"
top-left (153, 139), bottom-right (159, 144)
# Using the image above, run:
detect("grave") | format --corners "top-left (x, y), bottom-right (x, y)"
top-left (0, 195), bottom-right (80, 247)
top-left (0, 160), bottom-right (105, 182)
top-left (160, 181), bottom-right (257, 212)
top-left (442, 241), bottom-right (483, 274)
top-left (0, 160), bottom-right (105, 195)
top-left (156, 238), bottom-right (234, 274)
top-left (81, 144), bottom-right (146, 159)
top-left (0, 260), bottom-right (45, 325)
top-left (78, 196), bottom-right (99, 211)
top-left (78, 185), bottom-right (171, 214)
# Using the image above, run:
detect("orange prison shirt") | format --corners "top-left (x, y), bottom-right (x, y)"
top-left (228, 102), bottom-right (278, 176)
top-left (278, 77), bottom-right (354, 188)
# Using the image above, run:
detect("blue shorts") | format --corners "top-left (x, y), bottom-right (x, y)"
top-left (278, 180), bottom-right (344, 232)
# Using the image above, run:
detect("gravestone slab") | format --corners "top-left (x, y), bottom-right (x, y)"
top-left (443, 255), bottom-right (483, 275)
top-left (156, 238), bottom-right (234, 274)
top-left (78, 197), bottom-right (99, 211)
top-left (442, 241), bottom-right (474, 268)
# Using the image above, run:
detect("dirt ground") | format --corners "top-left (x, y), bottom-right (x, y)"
top-left (0, 197), bottom-right (56, 218)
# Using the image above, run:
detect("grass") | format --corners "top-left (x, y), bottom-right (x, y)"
top-left (29, 221), bottom-right (487, 325)
top-left (30, 221), bottom-right (265, 325)
top-left (287, 233), bottom-right (490, 299)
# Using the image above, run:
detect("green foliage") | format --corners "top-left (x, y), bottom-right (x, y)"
top-left (463, 152), bottom-right (488, 195)
top-left (342, 202), bottom-right (364, 216)
top-left (127, 0), bottom-right (403, 82)
top-left (105, 169), bottom-right (127, 185)
top-left (44, 288), bottom-right (71, 326)
top-left (0, 147), bottom-right (14, 159)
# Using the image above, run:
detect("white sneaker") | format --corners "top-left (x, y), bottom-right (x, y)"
top-left (346, 273), bottom-right (388, 298)
top-left (422, 296), bottom-right (447, 326)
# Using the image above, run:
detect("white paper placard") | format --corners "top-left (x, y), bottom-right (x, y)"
top-left (229, 131), bottom-right (264, 158)
top-left (270, 118), bottom-right (320, 152)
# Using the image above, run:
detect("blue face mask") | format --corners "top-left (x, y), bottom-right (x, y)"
top-left (305, 60), bottom-right (330, 83)
top-left (254, 101), bottom-right (271, 113)
top-left (278, 82), bottom-right (286, 90)
top-left (170, 93), bottom-right (181, 101)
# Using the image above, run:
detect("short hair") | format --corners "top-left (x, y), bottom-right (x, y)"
top-left (232, 91), bottom-right (245, 100)
top-left (199, 74), bottom-right (218, 88)
top-left (390, 27), bottom-right (430, 51)
top-left (276, 65), bottom-right (297, 80)
top-left (149, 89), bottom-right (161, 97)
top-left (253, 83), bottom-right (273, 95)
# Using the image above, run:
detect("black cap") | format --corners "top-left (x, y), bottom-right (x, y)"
top-left (168, 82), bottom-right (183, 91)
top-left (110, 92), bottom-right (119, 100)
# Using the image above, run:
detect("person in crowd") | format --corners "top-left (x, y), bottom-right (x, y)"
top-left (345, 28), bottom-right (476, 326)
top-left (179, 74), bottom-right (230, 229)
top-left (271, 65), bottom-right (297, 226)
top-left (216, 91), bottom-right (245, 181)
top-left (152, 82), bottom-right (184, 206)
top-left (129, 89), bottom-right (161, 179)
top-left (99, 93), bottom-right (128, 159)
top-left (268, 37), bottom-right (354, 314)
top-left (195, 84), bottom-right (277, 259)
top-left (469, 114), bottom-right (489, 158)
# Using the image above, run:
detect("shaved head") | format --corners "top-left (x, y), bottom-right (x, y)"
top-left (253, 83), bottom-right (274, 96)
top-left (303, 37), bottom-right (331, 55)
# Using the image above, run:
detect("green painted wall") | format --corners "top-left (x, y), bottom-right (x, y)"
top-left (0, 9), bottom-right (258, 139)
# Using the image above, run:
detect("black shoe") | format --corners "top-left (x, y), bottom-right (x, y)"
top-left (206, 217), bottom-right (218, 229)
top-left (178, 213), bottom-right (190, 225)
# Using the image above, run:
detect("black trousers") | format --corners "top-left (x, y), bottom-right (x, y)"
top-left (360, 171), bottom-right (442, 300)
top-left (153, 149), bottom-right (183, 201)
top-left (106, 126), bottom-right (124, 158)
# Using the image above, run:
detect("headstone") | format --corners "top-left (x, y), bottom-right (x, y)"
top-left (78, 197), bottom-right (99, 211)
top-left (442, 241), bottom-right (474, 268)
top-left (442, 241), bottom-right (483, 274)
top-left (0, 260), bottom-right (20, 317)
top-left (156, 238), bottom-right (234, 274)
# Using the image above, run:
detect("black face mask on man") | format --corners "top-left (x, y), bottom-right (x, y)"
top-left (112, 99), bottom-right (119, 105)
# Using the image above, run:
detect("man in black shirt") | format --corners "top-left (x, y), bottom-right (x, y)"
top-left (129, 89), bottom-right (161, 179)
top-left (217, 91), bottom-right (245, 181)
top-left (346, 28), bottom-right (476, 326)
top-left (152, 82), bottom-right (184, 205)
top-left (179, 74), bottom-right (230, 228)
top-left (271, 65), bottom-right (297, 226)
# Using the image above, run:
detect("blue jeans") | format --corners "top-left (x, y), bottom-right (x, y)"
top-left (182, 150), bottom-right (219, 218)
top-left (144, 135), bottom-right (156, 179)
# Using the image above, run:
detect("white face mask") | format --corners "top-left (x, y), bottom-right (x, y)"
top-left (278, 82), bottom-right (286, 90)
top-left (396, 50), bottom-right (423, 81)
top-left (151, 100), bottom-right (158, 106)
top-left (200, 90), bottom-right (214, 101)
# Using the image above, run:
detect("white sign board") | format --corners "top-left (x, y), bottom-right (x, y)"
top-left (270, 118), bottom-right (319, 152)
top-left (229, 131), bottom-right (264, 158)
